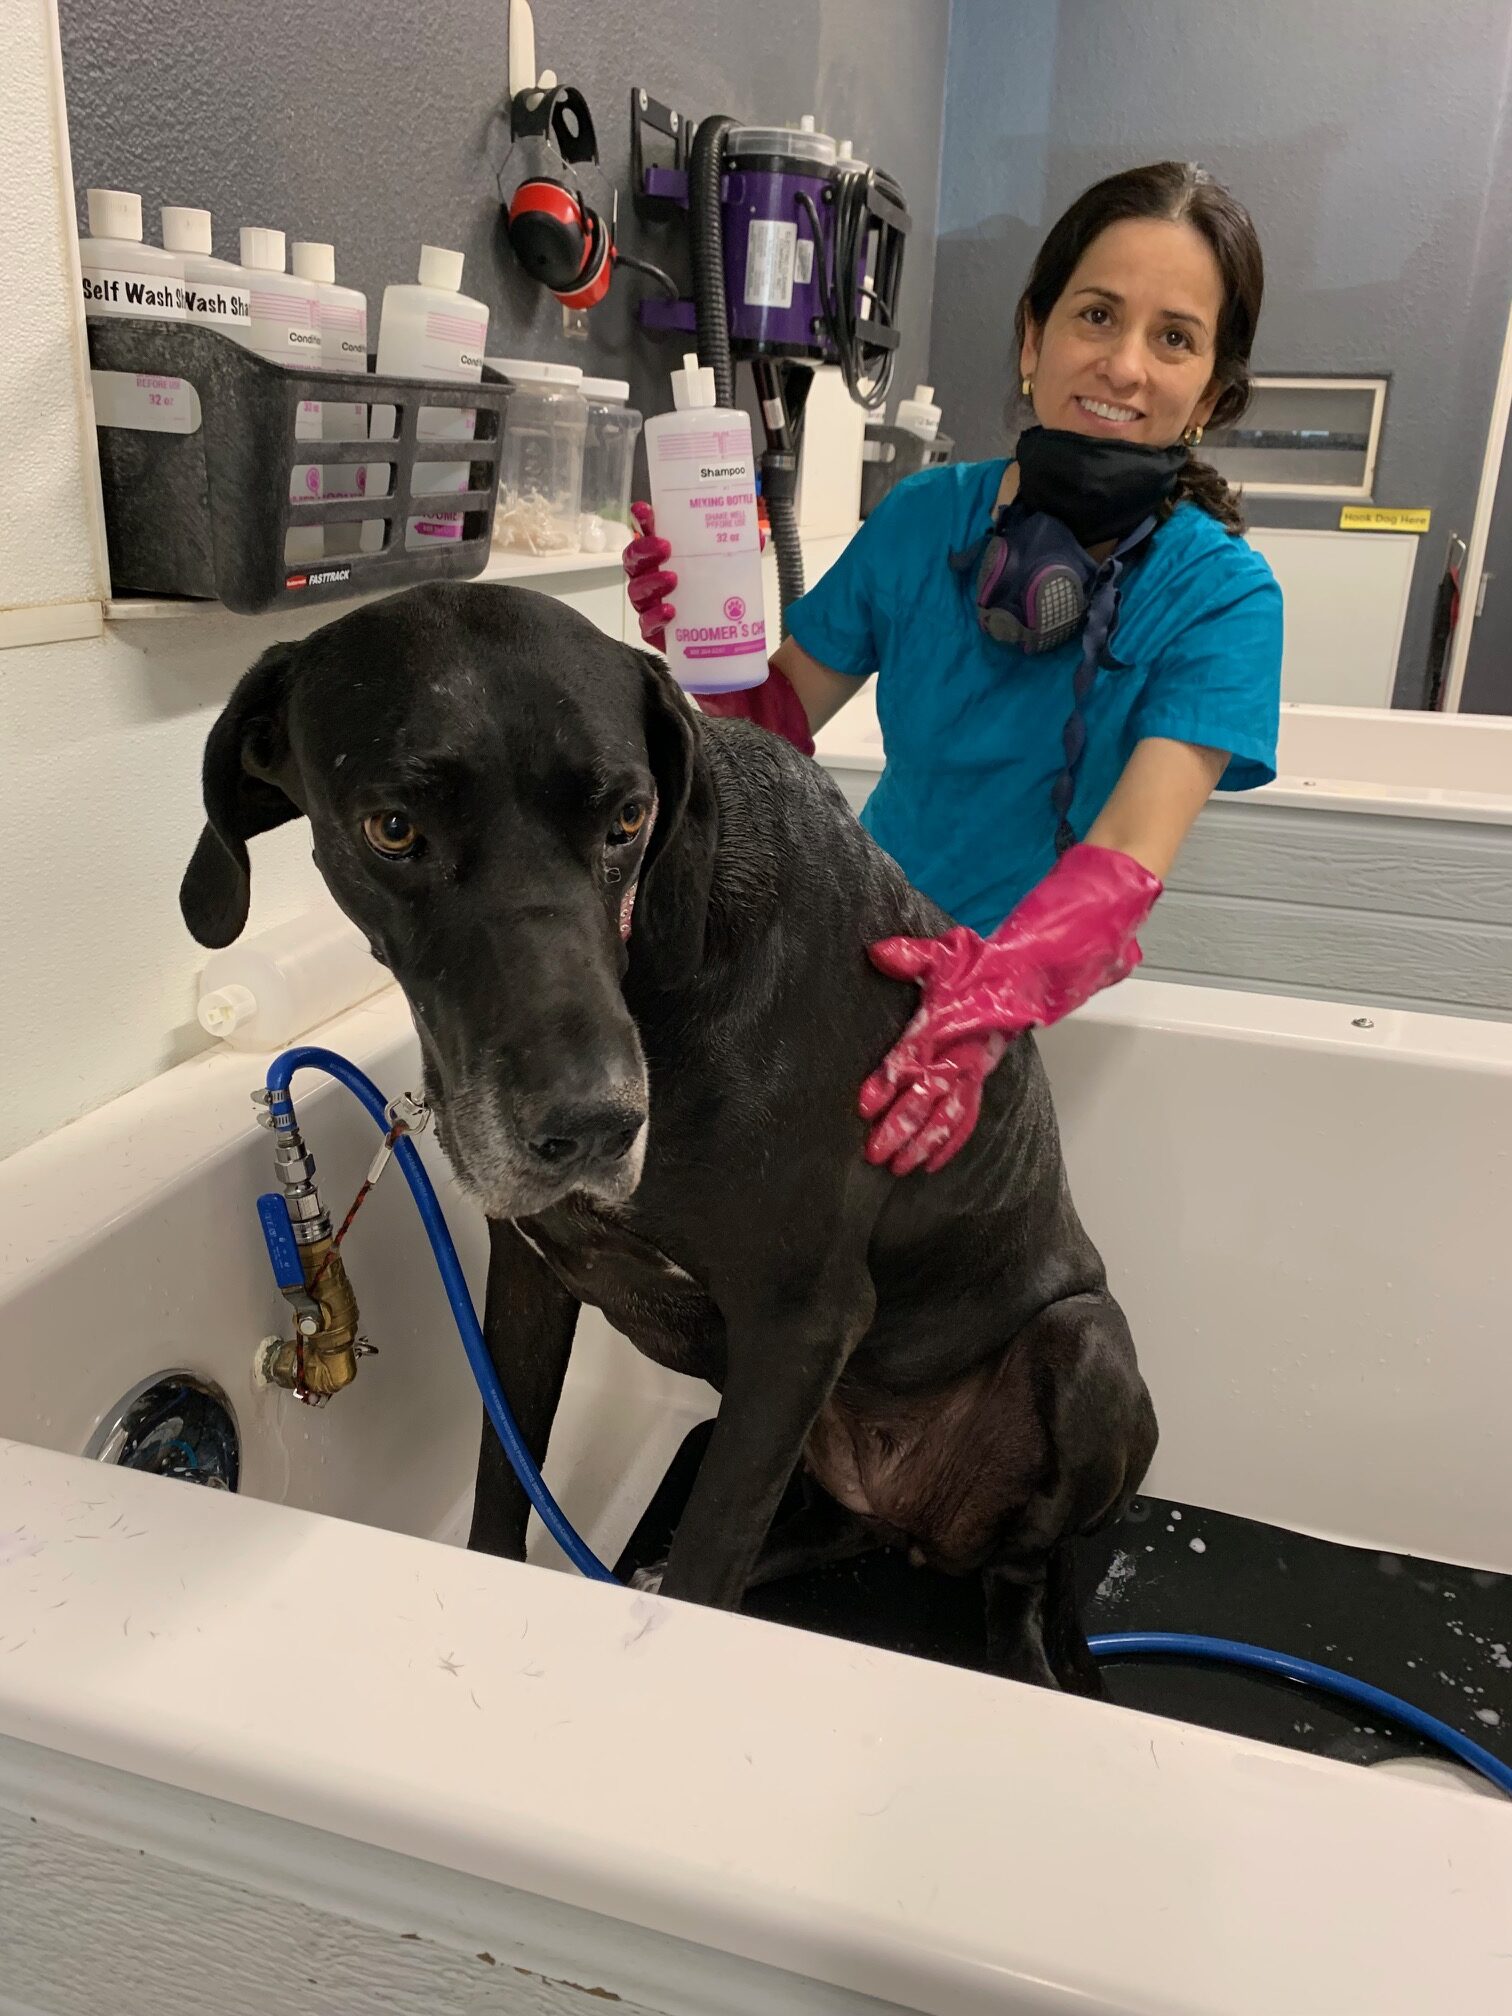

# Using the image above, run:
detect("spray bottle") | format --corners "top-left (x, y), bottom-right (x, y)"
top-left (644, 352), bottom-right (768, 694)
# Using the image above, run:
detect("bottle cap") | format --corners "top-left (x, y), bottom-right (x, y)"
top-left (161, 205), bottom-right (212, 255)
top-left (292, 241), bottom-right (336, 285)
top-left (239, 227), bottom-right (287, 273)
top-left (671, 350), bottom-right (717, 411)
top-left (87, 189), bottom-right (143, 241)
top-left (418, 244), bottom-right (465, 291)
top-left (197, 984), bottom-right (257, 1037)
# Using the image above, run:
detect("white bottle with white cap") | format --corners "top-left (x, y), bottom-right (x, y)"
top-left (292, 241), bottom-right (371, 557)
top-left (231, 229), bottom-right (324, 560)
top-left (373, 245), bottom-right (490, 550)
top-left (234, 227), bottom-right (323, 366)
top-left (894, 384), bottom-right (942, 441)
top-left (78, 189), bottom-right (185, 319)
top-left (159, 207), bottom-right (249, 333)
top-left (644, 351), bottom-right (768, 694)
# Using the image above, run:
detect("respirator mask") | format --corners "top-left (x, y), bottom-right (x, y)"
top-left (960, 425), bottom-right (1187, 653)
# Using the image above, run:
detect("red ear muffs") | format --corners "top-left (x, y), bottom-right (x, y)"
top-left (507, 179), bottom-right (590, 293)
top-left (554, 212), bottom-right (614, 311)
top-left (507, 180), bottom-right (614, 310)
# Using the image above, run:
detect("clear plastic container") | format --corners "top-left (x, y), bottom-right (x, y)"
top-left (489, 357), bottom-right (588, 554)
top-left (577, 375), bottom-right (642, 555)
top-left (196, 909), bottom-right (387, 1051)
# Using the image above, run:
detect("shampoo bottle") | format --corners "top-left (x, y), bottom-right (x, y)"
top-left (78, 188), bottom-right (185, 320)
top-left (644, 352), bottom-right (768, 693)
top-left (160, 206), bottom-right (248, 334)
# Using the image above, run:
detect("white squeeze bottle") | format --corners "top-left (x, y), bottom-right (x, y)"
top-left (197, 910), bottom-right (388, 1052)
top-left (373, 245), bottom-right (489, 551)
top-left (644, 352), bottom-right (768, 693)
top-left (233, 228), bottom-right (325, 563)
top-left (78, 188), bottom-right (186, 320)
top-left (160, 206), bottom-right (249, 334)
top-left (292, 241), bottom-right (370, 558)
top-left (894, 383), bottom-right (942, 441)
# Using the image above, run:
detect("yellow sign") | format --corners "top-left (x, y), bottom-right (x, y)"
top-left (1339, 506), bottom-right (1432, 533)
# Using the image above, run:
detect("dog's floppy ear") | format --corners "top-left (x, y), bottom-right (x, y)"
top-left (631, 649), bottom-right (718, 987)
top-left (180, 641), bottom-right (304, 948)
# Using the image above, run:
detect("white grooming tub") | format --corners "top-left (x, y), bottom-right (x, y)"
top-left (0, 981), bottom-right (1509, 2014)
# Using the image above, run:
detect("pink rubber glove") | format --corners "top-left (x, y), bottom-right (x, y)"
top-left (623, 502), bottom-right (814, 756)
top-left (861, 844), bottom-right (1163, 1176)
top-left (624, 501), bottom-right (678, 650)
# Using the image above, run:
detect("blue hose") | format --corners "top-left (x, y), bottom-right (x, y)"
top-left (265, 1047), bottom-right (616, 1581)
top-left (1091, 1632), bottom-right (1512, 1796)
top-left (264, 1050), bottom-right (1511, 1796)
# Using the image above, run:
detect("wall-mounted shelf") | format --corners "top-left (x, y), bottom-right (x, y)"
top-left (102, 544), bottom-right (628, 623)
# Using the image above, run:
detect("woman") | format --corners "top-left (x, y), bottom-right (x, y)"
top-left (624, 161), bottom-right (1282, 1176)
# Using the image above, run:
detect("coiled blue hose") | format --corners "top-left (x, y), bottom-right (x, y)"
top-left (265, 1050), bottom-right (1511, 1795)
top-left (265, 1047), bottom-right (616, 1581)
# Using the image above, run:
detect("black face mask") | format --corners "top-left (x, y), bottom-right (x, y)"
top-left (1014, 424), bottom-right (1187, 549)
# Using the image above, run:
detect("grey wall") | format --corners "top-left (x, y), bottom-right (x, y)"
top-left (59, 0), bottom-right (948, 493)
top-left (931, 0), bottom-right (1512, 710)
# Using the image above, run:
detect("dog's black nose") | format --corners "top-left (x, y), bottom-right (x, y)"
top-left (524, 1099), bottom-right (644, 1170)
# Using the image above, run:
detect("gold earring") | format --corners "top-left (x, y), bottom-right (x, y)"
top-left (1021, 375), bottom-right (1034, 399)
top-left (1184, 423), bottom-right (1205, 446)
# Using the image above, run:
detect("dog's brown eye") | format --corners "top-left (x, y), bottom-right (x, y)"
top-left (363, 811), bottom-right (421, 859)
top-left (608, 801), bottom-right (648, 847)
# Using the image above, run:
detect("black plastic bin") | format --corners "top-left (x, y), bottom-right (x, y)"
top-left (87, 318), bottom-right (511, 614)
top-left (860, 421), bottom-right (954, 520)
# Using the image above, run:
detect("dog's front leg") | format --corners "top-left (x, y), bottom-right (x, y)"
top-left (467, 1219), bottom-right (580, 1560)
top-left (658, 1272), bottom-right (876, 1611)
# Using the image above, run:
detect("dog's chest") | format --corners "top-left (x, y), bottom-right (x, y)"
top-left (517, 1200), bottom-right (724, 1383)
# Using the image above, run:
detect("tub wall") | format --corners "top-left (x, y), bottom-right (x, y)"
top-left (1140, 799), bottom-right (1512, 1018)
top-left (1040, 983), bottom-right (1512, 1572)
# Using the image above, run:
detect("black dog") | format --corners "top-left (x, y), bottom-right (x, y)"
top-left (182, 583), bottom-right (1156, 1689)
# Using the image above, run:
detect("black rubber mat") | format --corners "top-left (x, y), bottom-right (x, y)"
top-left (618, 1422), bottom-right (1512, 1773)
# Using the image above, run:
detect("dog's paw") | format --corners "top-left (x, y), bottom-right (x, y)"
top-left (629, 1562), bottom-right (665, 1595)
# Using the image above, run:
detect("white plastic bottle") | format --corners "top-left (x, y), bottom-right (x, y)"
top-left (292, 241), bottom-right (371, 558)
top-left (894, 384), bottom-right (942, 441)
top-left (644, 352), bottom-right (768, 693)
top-left (373, 245), bottom-right (489, 549)
top-left (231, 228), bottom-right (324, 560)
top-left (196, 911), bottom-right (388, 1051)
top-left (160, 206), bottom-right (249, 334)
top-left (78, 188), bottom-right (185, 320)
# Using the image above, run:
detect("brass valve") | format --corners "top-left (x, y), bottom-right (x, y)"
top-left (257, 1237), bottom-right (376, 1404)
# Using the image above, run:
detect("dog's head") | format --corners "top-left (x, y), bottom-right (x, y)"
top-left (181, 583), bottom-right (716, 1218)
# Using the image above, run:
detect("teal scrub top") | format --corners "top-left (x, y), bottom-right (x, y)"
top-left (785, 457), bottom-right (1284, 934)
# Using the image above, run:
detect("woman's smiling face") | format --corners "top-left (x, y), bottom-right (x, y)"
top-left (1019, 216), bottom-right (1226, 448)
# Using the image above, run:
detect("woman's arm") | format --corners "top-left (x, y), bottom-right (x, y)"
top-left (858, 740), bottom-right (1230, 1178)
top-left (769, 634), bottom-right (868, 735)
top-left (1085, 735), bottom-right (1229, 878)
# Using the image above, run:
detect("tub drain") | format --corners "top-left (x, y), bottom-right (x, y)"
top-left (86, 1373), bottom-right (240, 1491)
